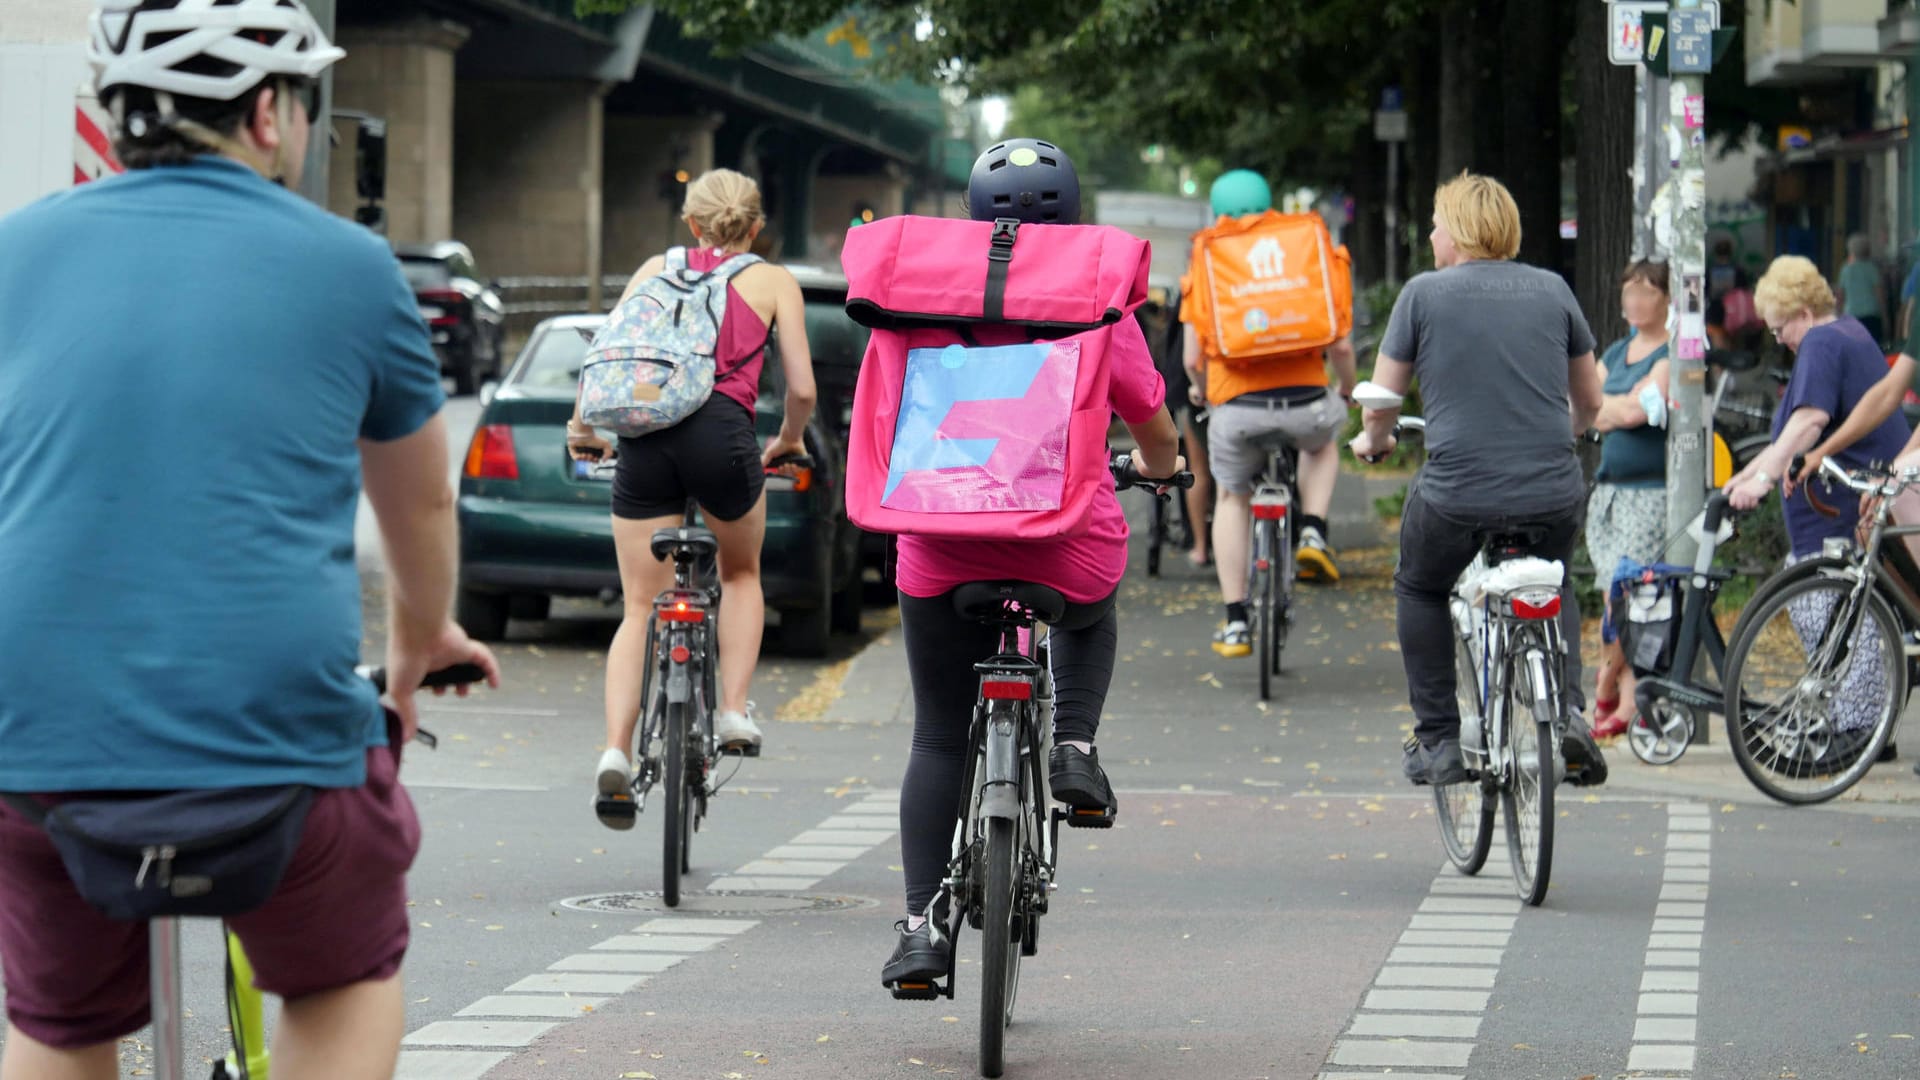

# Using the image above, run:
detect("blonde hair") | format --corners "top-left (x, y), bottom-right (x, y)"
top-left (1754, 255), bottom-right (1836, 323)
top-left (1433, 171), bottom-right (1522, 261)
top-left (682, 168), bottom-right (765, 249)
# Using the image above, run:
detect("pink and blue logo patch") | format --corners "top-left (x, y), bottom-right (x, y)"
top-left (882, 341), bottom-right (1080, 514)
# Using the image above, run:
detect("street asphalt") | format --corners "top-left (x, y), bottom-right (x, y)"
top-left (6, 398), bottom-right (1918, 1080)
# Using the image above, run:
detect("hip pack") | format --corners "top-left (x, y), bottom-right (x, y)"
top-left (841, 215), bottom-right (1151, 540)
top-left (1, 785), bottom-right (313, 922)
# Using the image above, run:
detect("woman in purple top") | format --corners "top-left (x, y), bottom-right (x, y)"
top-left (1723, 255), bottom-right (1911, 555)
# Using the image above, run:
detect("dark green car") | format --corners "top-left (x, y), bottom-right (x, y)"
top-left (455, 267), bottom-right (869, 656)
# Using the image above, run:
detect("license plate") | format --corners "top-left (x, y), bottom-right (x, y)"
top-left (418, 305), bottom-right (444, 320)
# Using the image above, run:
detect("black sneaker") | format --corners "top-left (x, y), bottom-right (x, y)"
top-left (1559, 715), bottom-right (1609, 787)
top-left (881, 919), bottom-right (947, 988)
top-left (1402, 735), bottom-right (1470, 787)
top-left (1049, 744), bottom-right (1117, 815)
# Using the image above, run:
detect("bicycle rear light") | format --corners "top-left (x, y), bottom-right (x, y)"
top-left (1251, 502), bottom-right (1288, 520)
top-left (981, 677), bottom-right (1033, 700)
top-left (1509, 589), bottom-right (1561, 620)
top-left (659, 601), bottom-right (705, 623)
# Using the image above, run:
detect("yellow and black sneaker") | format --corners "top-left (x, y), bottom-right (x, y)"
top-left (1211, 620), bottom-right (1251, 657)
top-left (1296, 525), bottom-right (1340, 584)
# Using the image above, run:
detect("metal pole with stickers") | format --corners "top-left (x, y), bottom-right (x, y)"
top-left (1662, 0), bottom-right (1714, 564)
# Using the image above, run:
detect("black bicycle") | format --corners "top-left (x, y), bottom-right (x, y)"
top-left (1246, 434), bottom-right (1301, 700)
top-left (594, 457), bottom-right (805, 905)
top-left (888, 455), bottom-right (1190, 1079)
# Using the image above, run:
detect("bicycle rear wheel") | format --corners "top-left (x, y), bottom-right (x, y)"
top-left (979, 816), bottom-right (1020, 1078)
top-left (1502, 652), bottom-right (1555, 906)
top-left (1253, 521), bottom-right (1275, 701)
top-left (1436, 632), bottom-right (1494, 873)
top-left (662, 698), bottom-right (687, 907)
top-left (1271, 507), bottom-right (1293, 678)
top-left (1722, 574), bottom-right (1904, 804)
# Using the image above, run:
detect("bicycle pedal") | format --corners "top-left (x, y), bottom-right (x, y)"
top-left (1059, 805), bottom-right (1115, 829)
top-left (594, 793), bottom-right (638, 827)
top-left (887, 979), bottom-right (943, 1001)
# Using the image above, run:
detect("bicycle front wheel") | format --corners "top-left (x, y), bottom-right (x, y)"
top-left (1723, 573), bottom-right (1904, 804)
top-left (1436, 631), bottom-right (1494, 873)
top-left (1502, 651), bottom-right (1555, 906)
top-left (662, 699), bottom-right (687, 907)
top-left (979, 816), bottom-right (1020, 1078)
top-left (1147, 494), bottom-right (1165, 577)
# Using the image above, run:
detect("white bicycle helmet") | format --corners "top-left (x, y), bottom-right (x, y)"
top-left (88, 0), bottom-right (344, 103)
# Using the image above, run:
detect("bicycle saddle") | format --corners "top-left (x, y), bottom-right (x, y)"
top-left (650, 526), bottom-right (718, 562)
top-left (1485, 526), bottom-right (1551, 561)
top-left (952, 581), bottom-right (1068, 624)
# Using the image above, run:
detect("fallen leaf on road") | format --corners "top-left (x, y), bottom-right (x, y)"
top-left (1328, 853), bottom-right (1347, 860)
top-left (817, 1034), bottom-right (831, 1043)
top-left (620, 1073), bottom-right (654, 1079)
top-left (942, 1016), bottom-right (958, 1023)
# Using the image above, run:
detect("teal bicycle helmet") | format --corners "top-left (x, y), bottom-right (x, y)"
top-left (1209, 169), bottom-right (1272, 218)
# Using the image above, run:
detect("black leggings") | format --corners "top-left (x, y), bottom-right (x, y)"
top-left (897, 587), bottom-right (1118, 917)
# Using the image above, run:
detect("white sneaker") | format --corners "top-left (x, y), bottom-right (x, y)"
top-left (593, 747), bottom-right (635, 831)
top-left (596, 747), bottom-right (633, 794)
top-left (714, 706), bottom-right (764, 752)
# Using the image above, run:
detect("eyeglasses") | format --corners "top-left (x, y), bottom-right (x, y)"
top-left (1766, 313), bottom-right (1801, 340)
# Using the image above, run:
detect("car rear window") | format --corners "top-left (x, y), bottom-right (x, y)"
top-left (398, 258), bottom-right (451, 290)
top-left (514, 324), bottom-right (597, 392)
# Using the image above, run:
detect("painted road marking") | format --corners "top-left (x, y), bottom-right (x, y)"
top-left (394, 792), bottom-right (901, 1080)
top-left (1623, 801), bottom-right (1710, 1079)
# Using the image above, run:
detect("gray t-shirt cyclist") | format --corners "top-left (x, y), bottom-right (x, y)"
top-left (1381, 260), bottom-right (1596, 517)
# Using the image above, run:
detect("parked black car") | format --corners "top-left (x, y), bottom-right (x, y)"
top-left (397, 241), bottom-right (506, 395)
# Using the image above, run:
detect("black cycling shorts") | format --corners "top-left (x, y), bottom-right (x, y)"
top-left (611, 397), bottom-right (764, 522)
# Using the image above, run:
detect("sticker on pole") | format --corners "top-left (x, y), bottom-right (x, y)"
top-left (1607, 1), bottom-right (1721, 66)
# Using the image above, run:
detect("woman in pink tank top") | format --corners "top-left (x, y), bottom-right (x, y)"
top-left (567, 170), bottom-right (819, 824)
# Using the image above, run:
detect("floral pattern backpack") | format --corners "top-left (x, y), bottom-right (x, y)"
top-left (579, 247), bottom-right (762, 437)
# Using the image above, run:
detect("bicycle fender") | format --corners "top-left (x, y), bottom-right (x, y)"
top-left (979, 780), bottom-right (1022, 820)
top-left (666, 657), bottom-right (691, 704)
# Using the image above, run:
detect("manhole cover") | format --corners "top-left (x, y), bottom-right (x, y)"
top-left (560, 891), bottom-right (879, 916)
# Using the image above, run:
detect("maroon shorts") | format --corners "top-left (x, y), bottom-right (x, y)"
top-left (0, 727), bottom-right (421, 1050)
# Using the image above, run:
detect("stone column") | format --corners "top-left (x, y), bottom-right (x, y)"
top-left (328, 18), bottom-right (469, 242)
top-left (454, 80), bottom-right (607, 292)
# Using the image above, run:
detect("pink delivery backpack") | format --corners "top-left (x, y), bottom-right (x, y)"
top-left (841, 215), bottom-right (1152, 540)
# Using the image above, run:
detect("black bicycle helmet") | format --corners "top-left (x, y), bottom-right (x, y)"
top-left (966, 138), bottom-right (1081, 225)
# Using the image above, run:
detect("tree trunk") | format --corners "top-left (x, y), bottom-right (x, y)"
top-left (1436, 0), bottom-right (1477, 183)
top-left (1408, 13), bottom-right (1442, 271)
top-left (1500, 0), bottom-right (1563, 273)
top-left (1470, 0), bottom-right (1506, 174)
top-left (1348, 120), bottom-right (1385, 291)
top-left (1573, 0), bottom-right (1636, 344)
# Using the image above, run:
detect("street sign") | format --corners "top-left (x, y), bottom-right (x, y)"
top-left (1669, 8), bottom-right (1713, 73)
top-left (1373, 109), bottom-right (1408, 142)
top-left (1606, 0), bottom-right (1719, 65)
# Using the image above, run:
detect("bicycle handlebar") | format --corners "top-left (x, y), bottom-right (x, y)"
top-left (360, 662), bottom-right (490, 695)
top-left (1110, 453), bottom-right (1195, 492)
top-left (1788, 453), bottom-right (1920, 497)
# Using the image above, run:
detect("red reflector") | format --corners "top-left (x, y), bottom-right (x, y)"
top-left (659, 602), bottom-right (705, 623)
top-left (1255, 558), bottom-right (1270, 571)
top-left (1511, 595), bottom-right (1562, 620)
top-left (669, 645), bottom-right (691, 664)
top-left (462, 424), bottom-right (518, 480)
top-left (981, 679), bottom-right (1032, 700)
top-left (1251, 503), bottom-right (1288, 520)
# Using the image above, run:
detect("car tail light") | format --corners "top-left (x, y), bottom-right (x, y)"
top-left (463, 424), bottom-right (518, 480)
top-left (765, 464), bottom-right (814, 494)
top-left (660, 601), bottom-right (705, 624)
top-left (1251, 502), bottom-right (1287, 520)
top-left (418, 288), bottom-right (464, 327)
top-left (981, 677), bottom-right (1032, 700)
top-left (1509, 589), bottom-right (1561, 620)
